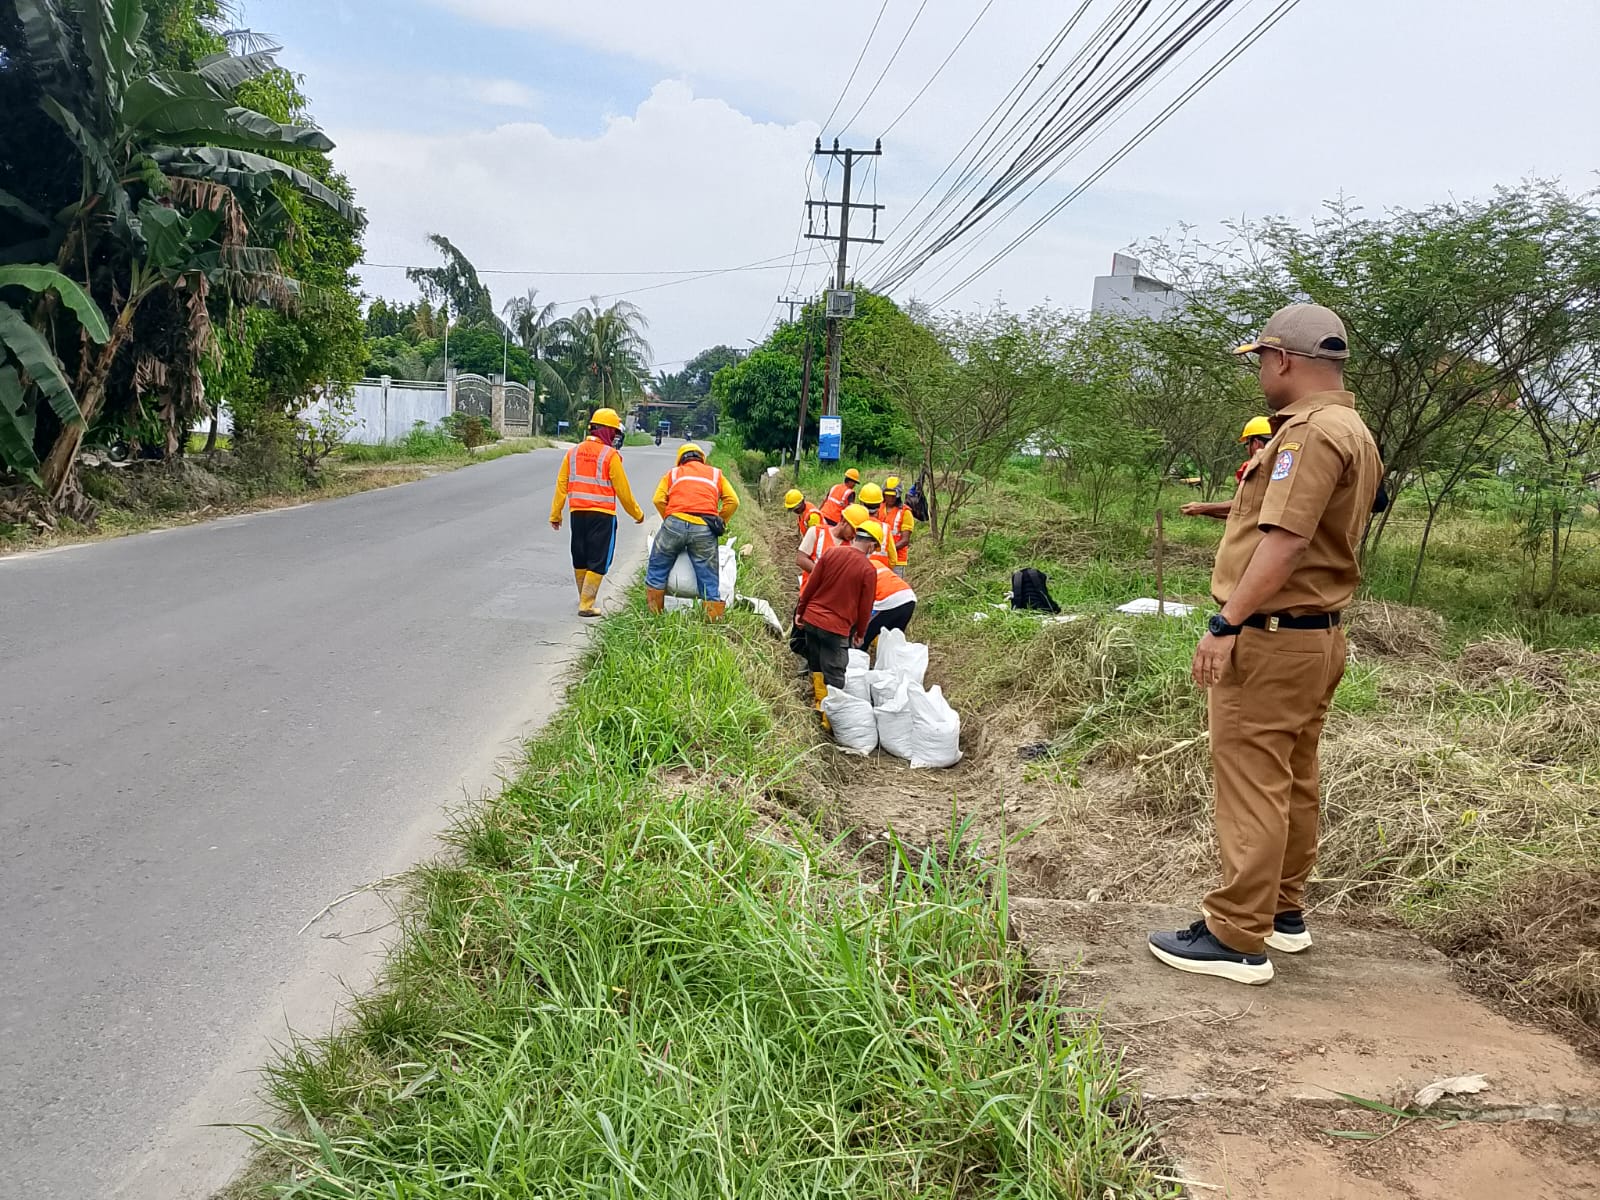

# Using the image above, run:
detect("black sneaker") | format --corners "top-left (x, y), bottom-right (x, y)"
top-left (1148, 919), bottom-right (1274, 985)
top-left (1265, 910), bottom-right (1313, 954)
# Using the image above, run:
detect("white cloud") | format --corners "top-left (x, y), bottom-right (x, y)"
top-left (318, 0), bottom-right (1600, 362)
top-left (339, 81), bottom-right (819, 366)
top-left (456, 77), bottom-right (540, 111)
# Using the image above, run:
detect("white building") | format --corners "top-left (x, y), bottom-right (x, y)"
top-left (1090, 253), bottom-right (1184, 320)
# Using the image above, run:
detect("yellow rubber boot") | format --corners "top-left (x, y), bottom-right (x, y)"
top-left (646, 588), bottom-right (667, 615)
top-left (810, 672), bottom-right (832, 732)
top-left (573, 569), bottom-right (586, 604)
top-left (704, 600), bottom-right (726, 623)
top-left (578, 572), bottom-right (603, 618)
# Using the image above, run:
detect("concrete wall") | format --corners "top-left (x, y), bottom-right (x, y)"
top-left (326, 378), bottom-right (452, 444)
top-left (1090, 253), bottom-right (1185, 321)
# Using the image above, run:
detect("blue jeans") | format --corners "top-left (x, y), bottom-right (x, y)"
top-left (646, 516), bottom-right (721, 600)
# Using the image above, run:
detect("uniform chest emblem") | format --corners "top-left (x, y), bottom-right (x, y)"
top-left (1271, 450), bottom-right (1295, 481)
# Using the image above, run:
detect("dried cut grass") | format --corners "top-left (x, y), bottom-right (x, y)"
top-left (1438, 866), bottom-right (1600, 1053)
top-left (1457, 635), bottom-right (1573, 696)
top-left (1346, 600), bottom-right (1446, 661)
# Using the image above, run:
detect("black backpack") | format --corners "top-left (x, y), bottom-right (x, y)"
top-left (1011, 567), bottom-right (1061, 614)
top-left (906, 476), bottom-right (930, 522)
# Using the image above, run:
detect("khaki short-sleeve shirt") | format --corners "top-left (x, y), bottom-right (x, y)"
top-left (1211, 390), bottom-right (1382, 615)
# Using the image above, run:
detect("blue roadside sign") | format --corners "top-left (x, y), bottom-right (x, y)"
top-left (818, 415), bottom-right (842, 463)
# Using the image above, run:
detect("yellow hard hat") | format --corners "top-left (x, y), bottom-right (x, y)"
top-left (857, 482), bottom-right (884, 506)
top-left (857, 519), bottom-right (887, 547)
top-left (1239, 416), bottom-right (1272, 443)
top-left (783, 489), bottom-right (804, 510)
top-left (841, 502), bottom-right (871, 530)
top-left (884, 475), bottom-right (901, 492)
top-left (844, 468), bottom-right (861, 483)
top-left (677, 443), bottom-right (705, 463)
top-left (807, 512), bottom-right (823, 528)
top-left (590, 407), bottom-right (623, 431)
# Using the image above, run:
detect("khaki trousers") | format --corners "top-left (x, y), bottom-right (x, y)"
top-left (1204, 625), bottom-right (1346, 955)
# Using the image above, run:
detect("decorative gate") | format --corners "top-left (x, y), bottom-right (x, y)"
top-left (504, 382), bottom-right (532, 435)
top-left (453, 373), bottom-right (492, 421)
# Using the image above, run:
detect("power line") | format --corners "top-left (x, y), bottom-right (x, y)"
top-left (928, 0), bottom-right (1303, 306)
top-left (820, 0), bottom-right (893, 136)
top-left (878, 0), bottom-right (997, 139)
top-left (361, 251), bottom-right (798, 278)
top-left (837, 0), bottom-right (932, 136)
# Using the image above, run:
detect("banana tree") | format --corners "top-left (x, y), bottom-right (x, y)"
top-left (7, 0), bottom-right (361, 500)
top-left (0, 264), bottom-right (110, 483)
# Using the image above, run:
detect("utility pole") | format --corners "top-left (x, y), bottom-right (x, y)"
top-left (793, 308), bottom-right (815, 483)
top-left (776, 295), bottom-right (806, 324)
top-left (805, 139), bottom-right (883, 451)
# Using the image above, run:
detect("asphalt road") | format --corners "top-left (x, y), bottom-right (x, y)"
top-left (0, 443), bottom-right (677, 1200)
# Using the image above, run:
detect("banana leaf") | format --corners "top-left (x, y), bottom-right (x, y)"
top-left (0, 266), bottom-right (111, 343)
top-left (152, 147), bottom-right (361, 227)
top-left (0, 303), bottom-right (84, 429)
top-left (0, 364), bottom-right (41, 481)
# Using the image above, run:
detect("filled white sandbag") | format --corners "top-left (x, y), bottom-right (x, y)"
top-left (867, 670), bottom-right (901, 707)
top-left (718, 542), bottom-right (738, 601)
top-left (874, 678), bottom-right (919, 760)
top-left (647, 531), bottom-right (738, 601)
top-left (844, 650), bottom-right (872, 701)
top-left (821, 686), bottom-right (878, 756)
top-left (874, 628), bottom-right (929, 688)
top-left (908, 684), bottom-right (962, 769)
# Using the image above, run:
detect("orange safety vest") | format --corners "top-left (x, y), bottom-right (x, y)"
top-left (565, 438), bottom-right (618, 513)
top-left (794, 501), bottom-right (820, 536)
top-left (818, 482), bottom-right (853, 525)
top-left (877, 502), bottom-right (911, 565)
top-left (663, 461), bottom-right (725, 520)
top-left (871, 554), bottom-right (915, 603)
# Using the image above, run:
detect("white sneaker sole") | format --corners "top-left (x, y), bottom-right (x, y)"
top-left (1265, 929), bottom-right (1313, 954)
top-left (1148, 941), bottom-right (1275, 985)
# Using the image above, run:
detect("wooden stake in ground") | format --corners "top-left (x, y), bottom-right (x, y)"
top-left (1154, 509), bottom-right (1166, 617)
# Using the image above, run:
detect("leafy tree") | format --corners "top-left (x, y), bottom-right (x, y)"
top-left (654, 369), bottom-right (696, 406)
top-left (502, 287), bottom-right (569, 424)
top-left (683, 345), bottom-right (741, 394)
top-left (711, 350), bottom-right (809, 454)
top-left (0, 0), bottom-right (362, 509)
top-left (441, 324), bottom-right (533, 383)
top-left (407, 234), bottom-right (497, 329)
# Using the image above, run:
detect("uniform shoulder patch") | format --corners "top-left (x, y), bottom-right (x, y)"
top-left (1271, 450), bottom-right (1295, 481)
top-left (1279, 441), bottom-right (1301, 452)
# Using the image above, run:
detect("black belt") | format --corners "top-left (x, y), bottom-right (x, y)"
top-left (1243, 611), bottom-right (1340, 631)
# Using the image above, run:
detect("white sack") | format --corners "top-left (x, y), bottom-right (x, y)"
top-left (844, 650), bottom-right (871, 701)
top-left (649, 533), bottom-right (738, 601)
top-left (908, 684), bottom-right (962, 769)
top-left (874, 679), bottom-right (919, 760)
top-left (822, 686), bottom-right (878, 756)
top-left (874, 628), bottom-right (929, 689)
top-left (868, 670), bottom-right (901, 707)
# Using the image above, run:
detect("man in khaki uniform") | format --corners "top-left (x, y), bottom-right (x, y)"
top-left (1150, 304), bottom-right (1382, 986)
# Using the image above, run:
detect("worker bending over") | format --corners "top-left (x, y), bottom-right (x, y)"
top-left (795, 514), bottom-right (878, 721)
top-left (876, 476), bottom-right (916, 575)
top-left (549, 407), bottom-right (644, 617)
top-left (817, 467), bottom-right (861, 525)
top-left (797, 501), bottom-right (869, 577)
top-left (859, 520), bottom-right (917, 647)
top-left (646, 444), bottom-right (740, 621)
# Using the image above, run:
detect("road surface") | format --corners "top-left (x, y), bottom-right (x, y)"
top-left (0, 443), bottom-right (678, 1200)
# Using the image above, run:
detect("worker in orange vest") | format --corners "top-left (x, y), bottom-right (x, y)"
top-left (876, 475), bottom-right (916, 577)
top-left (784, 489), bottom-right (820, 536)
top-left (550, 407), bottom-right (644, 617)
top-left (797, 501), bottom-right (868, 577)
top-left (646, 444), bottom-right (740, 620)
top-left (817, 467), bottom-right (861, 525)
top-left (858, 519), bottom-right (917, 647)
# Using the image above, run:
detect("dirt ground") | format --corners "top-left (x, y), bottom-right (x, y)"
top-left (760, 506), bottom-right (1600, 1198)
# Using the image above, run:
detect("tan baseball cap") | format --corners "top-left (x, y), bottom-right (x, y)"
top-left (1234, 303), bottom-right (1350, 360)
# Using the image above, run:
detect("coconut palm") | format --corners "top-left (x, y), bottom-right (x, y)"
top-left (3, 0), bottom-right (361, 503)
top-left (554, 298), bottom-right (652, 414)
top-left (502, 287), bottom-right (570, 424)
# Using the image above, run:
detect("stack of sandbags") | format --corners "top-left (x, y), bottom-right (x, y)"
top-left (821, 629), bottom-right (961, 768)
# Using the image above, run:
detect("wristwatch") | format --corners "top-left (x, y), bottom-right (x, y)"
top-left (1208, 613), bottom-right (1242, 637)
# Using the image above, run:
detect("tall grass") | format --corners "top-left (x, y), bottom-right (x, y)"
top-left (241, 605), bottom-right (1173, 1198)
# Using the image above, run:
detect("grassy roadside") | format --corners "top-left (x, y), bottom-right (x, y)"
top-left (0, 438), bottom-right (550, 555)
top-left (231, 523), bottom-right (1174, 1196)
top-left (783, 456), bottom-right (1600, 1049)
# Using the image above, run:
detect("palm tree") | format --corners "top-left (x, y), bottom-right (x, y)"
top-left (554, 298), bottom-right (652, 416)
top-left (502, 287), bottom-right (570, 425)
top-left (3, 0), bottom-right (361, 502)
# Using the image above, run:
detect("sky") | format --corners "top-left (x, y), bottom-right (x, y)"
top-left (257, 0), bottom-right (1600, 371)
